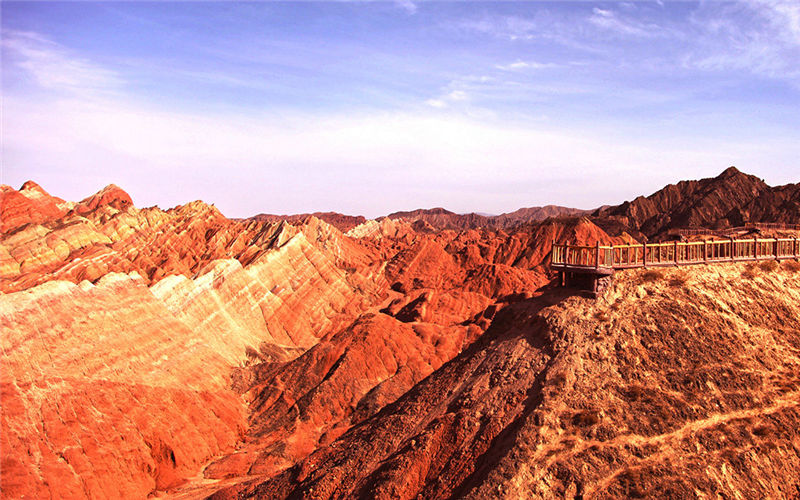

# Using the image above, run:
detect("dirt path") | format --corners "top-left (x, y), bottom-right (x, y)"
top-left (524, 391), bottom-right (800, 498)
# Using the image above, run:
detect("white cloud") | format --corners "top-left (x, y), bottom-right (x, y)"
top-left (593, 8), bottom-right (612, 18)
top-left (454, 16), bottom-right (538, 41)
top-left (2, 30), bottom-right (123, 93)
top-left (495, 60), bottom-right (558, 71)
top-left (447, 90), bottom-right (468, 101)
top-left (2, 27), bottom-right (798, 217)
top-left (588, 7), bottom-right (661, 38)
top-left (751, 0), bottom-right (800, 44)
top-left (425, 98), bottom-right (446, 108)
top-left (683, 1), bottom-right (800, 81)
top-left (395, 0), bottom-right (417, 15)
top-left (424, 89), bottom-right (468, 108)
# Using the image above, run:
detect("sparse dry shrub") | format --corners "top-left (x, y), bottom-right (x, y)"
top-left (752, 425), bottom-right (774, 438)
top-left (720, 448), bottom-right (740, 464)
top-left (640, 270), bottom-right (663, 283)
top-left (668, 275), bottom-right (687, 287)
top-left (625, 384), bottom-right (646, 401)
top-left (742, 263), bottom-right (759, 279)
top-left (572, 410), bottom-right (601, 427)
top-left (616, 468), bottom-right (647, 498)
top-left (759, 260), bottom-right (779, 273)
top-left (762, 441), bottom-right (779, 451)
top-left (782, 260), bottom-right (800, 272)
top-left (594, 310), bottom-right (610, 322)
top-left (551, 373), bottom-right (567, 387)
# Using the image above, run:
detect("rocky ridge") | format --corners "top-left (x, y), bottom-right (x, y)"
top-left (383, 205), bottom-right (594, 231)
top-left (596, 167), bottom-right (798, 237)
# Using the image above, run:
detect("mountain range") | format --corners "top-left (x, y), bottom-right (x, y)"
top-left (1, 167), bottom-right (799, 499)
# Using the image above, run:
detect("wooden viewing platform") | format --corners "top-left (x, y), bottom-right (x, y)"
top-left (551, 236), bottom-right (800, 296)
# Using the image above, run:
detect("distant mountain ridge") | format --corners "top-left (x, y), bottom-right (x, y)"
top-left (595, 166), bottom-right (799, 237)
top-left (249, 212), bottom-right (367, 232)
top-left (384, 205), bottom-right (595, 231)
top-left (245, 205), bottom-right (594, 233)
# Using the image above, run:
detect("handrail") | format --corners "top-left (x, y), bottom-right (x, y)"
top-left (552, 236), bottom-right (800, 270)
top-left (670, 222), bottom-right (800, 237)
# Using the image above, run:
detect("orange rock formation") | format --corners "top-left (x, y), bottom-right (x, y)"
top-left (2, 168), bottom-right (798, 498)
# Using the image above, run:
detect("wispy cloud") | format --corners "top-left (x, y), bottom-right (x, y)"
top-left (453, 3), bottom-right (798, 85)
top-left (589, 7), bottom-right (665, 38)
top-left (9, 91), bottom-right (796, 217)
top-left (424, 87), bottom-right (471, 108)
top-left (754, 0), bottom-right (800, 44)
top-left (395, 0), bottom-right (417, 15)
top-left (682, 1), bottom-right (800, 82)
top-left (424, 98), bottom-right (446, 108)
top-left (495, 60), bottom-right (559, 71)
top-left (453, 15), bottom-right (539, 41)
top-left (447, 89), bottom-right (468, 101)
top-left (449, 10), bottom-right (649, 53)
top-left (2, 30), bottom-right (123, 93)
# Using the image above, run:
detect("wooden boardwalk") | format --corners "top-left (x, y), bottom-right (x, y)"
top-left (551, 236), bottom-right (800, 296)
top-left (552, 237), bottom-right (800, 272)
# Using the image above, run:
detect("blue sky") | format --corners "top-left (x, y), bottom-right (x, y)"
top-left (2, 1), bottom-right (799, 218)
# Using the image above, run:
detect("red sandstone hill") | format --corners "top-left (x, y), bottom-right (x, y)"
top-left (2, 168), bottom-right (799, 499)
top-left (0, 181), bottom-right (71, 232)
top-left (384, 205), bottom-right (597, 231)
top-left (385, 207), bottom-right (493, 231)
top-left (596, 166), bottom-right (798, 237)
top-left (733, 182), bottom-right (800, 226)
top-left (494, 204), bottom-right (597, 227)
top-left (248, 212), bottom-right (367, 233)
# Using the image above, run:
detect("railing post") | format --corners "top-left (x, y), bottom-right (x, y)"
top-left (642, 242), bottom-right (647, 268)
top-left (754, 235), bottom-right (758, 261)
top-left (775, 238), bottom-right (779, 260)
top-left (674, 240), bottom-right (679, 265)
top-left (730, 236), bottom-right (735, 261)
top-left (595, 241), bottom-right (600, 270)
top-left (703, 240), bottom-right (708, 263)
top-left (795, 237), bottom-right (799, 259)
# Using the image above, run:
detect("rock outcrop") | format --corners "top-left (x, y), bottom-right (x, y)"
top-left (248, 212), bottom-right (367, 233)
top-left (0, 181), bottom-right (71, 232)
top-left (494, 204), bottom-right (595, 227)
top-left (597, 167), bottom-right (776, 237)
top-left (384, 206), bottom-right (597, 231)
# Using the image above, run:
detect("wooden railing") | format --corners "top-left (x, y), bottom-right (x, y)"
top-left (669, 222), bottom-right (800, 237)
top-left (744, 222), bottom-right (800, 231)
top-left (552, 237), bottom-right (800, 271)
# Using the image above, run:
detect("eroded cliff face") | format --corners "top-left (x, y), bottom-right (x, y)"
top-left (0, 182), bottom-right (391, 497)
top-left (1, 275), bottom-right (248, 498)
top-left (0, 220), bottom-right (391, 498)
top-left (216, 261), bottom-right (800, 499)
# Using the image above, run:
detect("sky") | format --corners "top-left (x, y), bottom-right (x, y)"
top-left (2, 1), bottom-right (799, 218)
